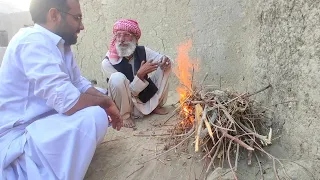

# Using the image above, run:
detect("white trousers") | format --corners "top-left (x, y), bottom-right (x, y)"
top-left (1, 106), bottom-right (108, 180)
top-left (108, 68), bottom-right (170, 120)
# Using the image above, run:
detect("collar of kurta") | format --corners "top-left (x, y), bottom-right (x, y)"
top-left (33, 24), bottom-right (65, 47)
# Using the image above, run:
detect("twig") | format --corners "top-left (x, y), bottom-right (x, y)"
top-left (227, 140), bottom-right (238, 180)
top-left (235, 143), bottom-right (240, 171)
top-left (161, 111), bottom-right (178, 125)
top-left (224, 84), bottom-right (272, 105)
top-left (254, 152), bottom-right (264, 180)
top-left (254, 145), bottom-right (292, 180)
top-left (162, 93), bottom-right (194, 126)
top-left (201, 136), bottom-right (225, 161)
top-left (195, 105), bottom-right (208, 152)
top-left (190, 100), bottom-right (215, 104)
top-left (236, 120), bottom-right (270, 144)
top-left (100, 136), bottom-right (131, 144)
top-left (248, 139), bottom-right (255, 165)
top-left (220, 129), bottom-right (254, 151)
top-left (211, 123), bottom-right (236, 132)
top-left (205, 140), bottom-right (222, 173)
top-left (247, 84), bottom-right (272, 97)
top-left (138, 131), bottom-right (195, 164)
top-left (289, 161), bottom-right (316, 180)
top-left (273, 158), bottom-right (280, 180)
top-left (201, 73), bottom-right (209, 86)
top-left (155, 146), bottom-right (166, 165)
top-left (126, 165), bottom-right (144, 179)
top-left (223, 93), bottom-right (247, 105)
top-left (133, 133), bottom-right (171, 137)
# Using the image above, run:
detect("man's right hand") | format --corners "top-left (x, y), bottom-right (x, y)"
top-left (136, 60), bottom-right (158, 80)
top-left (102, 96), bottom-right (123, 131)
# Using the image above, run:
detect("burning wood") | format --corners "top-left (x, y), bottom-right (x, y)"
top-left (163, 40), bottom-right (282, 179)
top-left (165, 82), bottom-right (275, 177)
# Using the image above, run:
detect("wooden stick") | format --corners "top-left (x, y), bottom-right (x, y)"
top-left (227, 141), bottom-right (238, 180)
top-left (204, 115), bottom-right (214, 139)
top-left (273, 158), bottom-right (280, 180)
top-left (190, 100), bottom-right (215, 104)
top-left (211, 123), bottom-right (236, 132)
top-left (254, 145), bottom-right (292, 180)
top-left (133, 133), bottom-right (171, 137)
top-left (247, 139), bottom-right (255, 165)
top-left (224, 84), bottom-right (272, 105)
top-left (205, 140), bottom-right (222, 173)
top-left (234, 143), bottom-right (240, 171)
top-left (195, 105), bottom-right (208, 152)
top-left (221, 109), bottom-right (236, 124)
top-left (254, 152), bottom-right (264, 180)
top-left (236, 120), bottom-right (270, 144)
top-left (126, 165), bottom-right (144, 179)
top-left (247, 84), bottom-right (272, 97)
top-left (138, 131), bottom-right (195, 164)
top-left (220, 129), bottom-right (254, 151)
top-left (162, 110), bottom-right (178, 125)
top-left (201, 73), bottom-right (209, 86)
top-left (101, 136), bottom-right (131, 144)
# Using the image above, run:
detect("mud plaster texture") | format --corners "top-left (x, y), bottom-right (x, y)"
top-left (74, 0), bottom-right (320, 179)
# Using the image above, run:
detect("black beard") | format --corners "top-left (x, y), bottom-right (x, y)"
top-left (55, 21), bottom-right (78, 45)
top-left (56, 31), bottom-right (77, 45)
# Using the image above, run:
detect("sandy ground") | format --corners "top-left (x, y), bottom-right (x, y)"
top-left (84, 91), bottom-right (320, 180)
top-left (84, 91), bottom-right (206, 180)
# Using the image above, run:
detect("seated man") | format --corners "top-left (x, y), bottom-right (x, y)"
top-left (102, 19), bottom-right (173, 128)
top-left (0, 0), bottom-right (123, 179)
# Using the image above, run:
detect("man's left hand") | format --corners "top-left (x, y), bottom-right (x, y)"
top-left (159, 56), bottom-right (171, 71)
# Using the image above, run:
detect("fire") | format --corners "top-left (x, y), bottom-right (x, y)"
top-left (173, 40), bottom-right (199, 129)
top-left (173, 40), bottom-right (199, 102)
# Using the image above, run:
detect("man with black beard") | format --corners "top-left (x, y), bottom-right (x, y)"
top-left (102, 19), bottom-right (173, 128)
top-left (0, 0), bottom-right (123, 179)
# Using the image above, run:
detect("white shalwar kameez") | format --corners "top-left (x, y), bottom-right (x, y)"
top-left (0, 24), bottom-right (108, 180)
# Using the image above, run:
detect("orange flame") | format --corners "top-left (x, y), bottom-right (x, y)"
top-left (173, 40), bottom-right (200, 128)
top-left (173, 40), bottom-right (199, 103)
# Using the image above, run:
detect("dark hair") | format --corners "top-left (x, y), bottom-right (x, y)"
top-left (29, 0), bottom-right (70, 24)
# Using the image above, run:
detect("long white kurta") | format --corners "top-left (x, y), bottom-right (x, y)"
top-left (101, 48), bottom-right (172, 120)
top-left (0, 24), bottom-right (108, 180)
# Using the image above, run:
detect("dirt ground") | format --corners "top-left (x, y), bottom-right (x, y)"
top-left (84, 91), bottom-right (320, 180)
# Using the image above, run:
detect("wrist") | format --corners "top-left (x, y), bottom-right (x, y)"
top-left (100, 95), bottom-right (113, 108)
top-left (137, 72), bottom-right (144, 80)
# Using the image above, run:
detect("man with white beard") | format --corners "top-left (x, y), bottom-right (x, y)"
top-left (101, 19), bottom-right (172, 128)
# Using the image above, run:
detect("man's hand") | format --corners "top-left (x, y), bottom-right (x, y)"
top-left (159, 56), bottom-right (171, 71)
top-left (102, 96), bottom-right (123, 131)
top-left (136, 60), bottom-right (158, 80)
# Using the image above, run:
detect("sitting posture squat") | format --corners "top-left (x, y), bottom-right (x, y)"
top-left (102, 19), bottom-right (173, 128)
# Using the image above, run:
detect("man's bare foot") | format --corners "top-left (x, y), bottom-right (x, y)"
top-left (123, 117), bottom-right (135, 128)
top-left (152, 106), bottom-right (169, 115)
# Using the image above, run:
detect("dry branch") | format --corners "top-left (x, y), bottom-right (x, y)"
top-left (155, 81), bottom-right (282, 178)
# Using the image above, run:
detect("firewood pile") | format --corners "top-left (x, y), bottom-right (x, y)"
top-left (162, 83), bottom-right (284, 179)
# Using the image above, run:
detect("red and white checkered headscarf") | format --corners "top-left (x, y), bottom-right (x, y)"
top-left (108, 19), bottom-right (141, 63)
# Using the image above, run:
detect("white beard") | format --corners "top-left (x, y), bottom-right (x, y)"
top-left (116, 40), bottom-right (137, 57)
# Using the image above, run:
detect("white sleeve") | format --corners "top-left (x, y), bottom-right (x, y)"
top-left (145, 46), bottom-right (163, 63)
top-left (145, 46), bottom-right (174, 64)
top-left (70, 57), bottom-right (92, 93)
top-left (17, 40), bottom-right (81, 114)
top-left (101, 58), bottom-right (118, 80)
